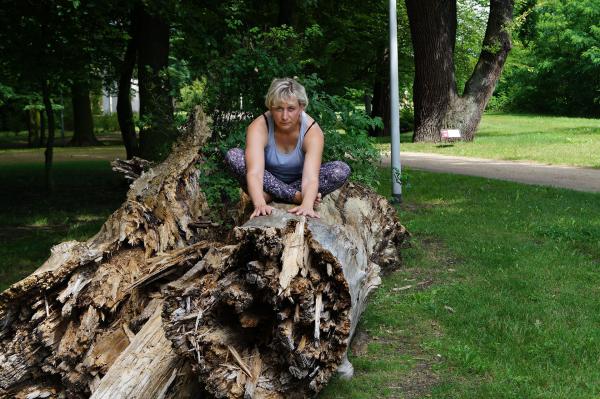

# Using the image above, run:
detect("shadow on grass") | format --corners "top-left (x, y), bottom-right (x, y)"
top-left (0, 160), bottom-right (128, 290)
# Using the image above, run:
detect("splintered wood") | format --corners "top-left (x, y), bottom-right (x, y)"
top-left (163, 189), bottom-right (408, 398)
top-left (163, 213), bottom-right (354, 398)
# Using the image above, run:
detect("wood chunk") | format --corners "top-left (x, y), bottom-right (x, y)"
top-left (314, 292), bottom-right (323, 341)
top-left (244, 348), bottom-right (262, 399)
top-left (278, 217), bottom-right (306, 292)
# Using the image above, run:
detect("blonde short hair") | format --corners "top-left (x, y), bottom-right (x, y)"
top-left (264, 78), bottom-right (309, 109)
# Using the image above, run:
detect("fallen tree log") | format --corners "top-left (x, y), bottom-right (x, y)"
top-left (0, 108), bottom-right (214, 398)
top-left (163, 183), bottom-right (407, 398)
top-left (0, 105), bottom-right (408, 398)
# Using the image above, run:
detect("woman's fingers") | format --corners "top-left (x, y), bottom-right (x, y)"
top-left (287, 206), bottom-right (320, 218)
top-left (251, 205), bottom-right (273, 219)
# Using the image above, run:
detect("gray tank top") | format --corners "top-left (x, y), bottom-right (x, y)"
top-left (264, 111), bottom-right (307, 184)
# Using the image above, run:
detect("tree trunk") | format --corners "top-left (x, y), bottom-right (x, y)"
top-left (0, 110), bottom-right (408, 398)
top-left (163, 189), bottom-right (406, 398)
top-left (117, 10), bottom-right (140, 160)
top-left (70, 81), bottom-right (100, 146)
top-left (39, 109), bottom-right (46, 147)
top-left (27, 109), bottom-right (40, 147)
top-left (369, 48), bottom-right (390, 137)
top-left (406, 0), bottom-right (513, 142)
top-left (137, 5), bottom-right (177, 162)
top-left (41, 79), bottom-right (55, 190)
top-left (278, 0), bottom-right (295, 26)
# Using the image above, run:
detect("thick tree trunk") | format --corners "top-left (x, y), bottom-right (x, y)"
top-left (0, 110), bottom-right (408, 398)
top-left (70, 81), bottom-right (100, 146)
top-left (137, 5), bottom-right (177, 162)
top-left (28, 109), bottom-right (40, 147)
top-left (39, 110), bottom-right (46, 147)
top-left (41, 79), bottom-right (55, 189)
top-left (406, 0), bottom-right (513, 142)
top-left (278, 0), bottom-right (295, 26)
top-left (369, 48), bottom-right (390, 137)
top-left (117, 10), bottom-right (140, 160)
top-left (163, 189), bottom-right (406, 398)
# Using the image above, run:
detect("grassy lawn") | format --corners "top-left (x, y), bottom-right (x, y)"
top-left (379, 113), bottom-right (600, 168)
top-left (321, 167), bottom-right (600, 398)
top-left (2, 149), bottom-right (600, 398)
top-left (0, 160), bottom-right (127, 291)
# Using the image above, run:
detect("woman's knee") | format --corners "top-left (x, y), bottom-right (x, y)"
top-left (330, 160), bottom-right (351, 181)
top-left (225, 148), bottom-right (244, 164)
top-left (224, 148), bottom-right (245, 173)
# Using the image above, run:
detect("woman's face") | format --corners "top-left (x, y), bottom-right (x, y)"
top-left (270, 97), bottom-right (304, 130)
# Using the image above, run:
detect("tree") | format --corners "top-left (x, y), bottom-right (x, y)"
top-left (70, 81), bottom-right (100, 146)
top-left (493, 0), bottom-right (600, 117)
top-left (405, 0), bottom-right (514, 142)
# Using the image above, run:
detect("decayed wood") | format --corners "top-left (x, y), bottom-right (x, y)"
top-left (163, 182), bottom-right (408, 398)
top-left (0, 107), bottom-right (214, 398)
top-left (89, 304), bottom-right (187, 399)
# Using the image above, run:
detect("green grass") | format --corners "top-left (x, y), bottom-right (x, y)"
top-left (0, 129), bottom-right (124, 148)
top-left (0, 160), bottom-right (127, 291)
top-left (321, 168), bottom-right (600, 398)
top-left (377, 113), bottom-right (600, 168)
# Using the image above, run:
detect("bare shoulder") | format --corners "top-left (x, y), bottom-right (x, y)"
top-left (246, 113), bottom-right (268, 146)
top-left (247, 113), bottom-right (268, 133)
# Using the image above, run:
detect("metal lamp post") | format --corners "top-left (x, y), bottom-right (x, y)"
top-left (389, 0), bottom-right (402, 202)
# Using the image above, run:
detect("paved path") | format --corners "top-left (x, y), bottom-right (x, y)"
top-left (381, 152), bottom-right (600, 193)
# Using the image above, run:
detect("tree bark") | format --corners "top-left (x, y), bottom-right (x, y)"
top-left (137, 5), bottom-right (177, 162)
top-left (117, 9), bottom-right (140, 160)
top-left (0, 110), bottom-right (408, 398)
top-left (70, 81), bottom-right (100, 146)
top-left (41, 79), bottom-right (55, 189)
top-left (39, 109), bottom-right (46, 147)
top-left (406, 0), bottom-right (513, 142)
top-left (278, 0), bottom-right (295, 26)
top-left (369, 48), bottom-right (390, 137)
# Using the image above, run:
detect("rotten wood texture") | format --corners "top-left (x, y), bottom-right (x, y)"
top-left (0, 107), bottom-right (213, 398)
top-left (163, 183), bottom-right (408, 398)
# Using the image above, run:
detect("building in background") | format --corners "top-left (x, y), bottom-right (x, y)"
top-left (102, 80), bottom-right (140, 114)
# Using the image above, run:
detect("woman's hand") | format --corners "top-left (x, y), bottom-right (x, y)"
top-left (251, 204), bottom-right (274, 219)
top-left (288, 204), bottom-right (320, 218)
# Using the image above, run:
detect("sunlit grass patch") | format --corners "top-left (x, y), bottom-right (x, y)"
top-left (378, 113), bottom-right (600, 168)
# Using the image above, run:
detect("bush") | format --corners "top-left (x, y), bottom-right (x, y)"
top-left (94, 113), bottom-right (121, 133)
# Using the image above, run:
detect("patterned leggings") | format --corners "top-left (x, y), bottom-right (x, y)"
top-left (224, 148), bottom-right (351, 203)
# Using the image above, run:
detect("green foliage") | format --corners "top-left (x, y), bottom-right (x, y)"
top-left (94, 113), bottom-right (122, 133)
top-left (306, 80), bottom-right (382, 187)
top-left (493, 0), bottom-right (600, 117)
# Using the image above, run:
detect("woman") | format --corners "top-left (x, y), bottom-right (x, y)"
top-left (225, 78), bottom-right (350, 219)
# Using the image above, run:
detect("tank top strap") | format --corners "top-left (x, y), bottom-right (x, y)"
top-left (297, 112), bottom-right (308, 150)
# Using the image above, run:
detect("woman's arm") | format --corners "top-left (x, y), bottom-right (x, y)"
top-left (288, 121), bottom-right (324, 218)
top-left (245, 117), bottom-right (273, 218)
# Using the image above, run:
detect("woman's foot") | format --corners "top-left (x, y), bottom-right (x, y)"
top-left (293, 191), bottom-right (322, 205)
